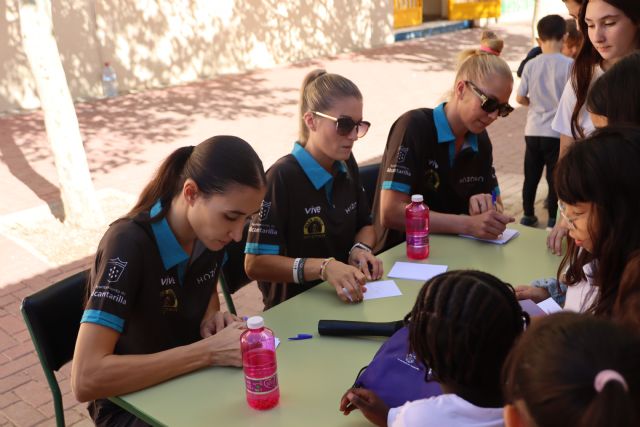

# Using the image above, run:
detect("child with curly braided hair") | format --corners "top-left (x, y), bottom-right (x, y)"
top-left (340, 270), bottom-right (529, 426)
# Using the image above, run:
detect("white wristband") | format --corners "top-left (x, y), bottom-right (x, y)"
top-left (292, 258), bottom-right (301, 284)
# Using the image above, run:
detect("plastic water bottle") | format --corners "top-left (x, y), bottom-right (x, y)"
top-left (406, 194), bottom-right (430, 259)
top-left (101, 62), bottom-right (118, 98)
top-left (241, 316), bottom-right (279, 410)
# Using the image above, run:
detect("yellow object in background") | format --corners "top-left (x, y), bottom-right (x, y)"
top-left (394, 0), bottom-right (423, 28)
top-left (449, 0), bottom-right (501, 20)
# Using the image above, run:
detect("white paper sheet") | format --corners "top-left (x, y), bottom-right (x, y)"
top-left (387, 262), bottom-right (448, 281)
top-left (537, 297), bottom-right (563, 314)
top-left (459, 228), bottom-right (519, 245)
top-left (363, 280), bottom-right (403, 301)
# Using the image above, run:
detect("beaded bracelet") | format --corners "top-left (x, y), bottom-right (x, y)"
top-left (319, 257), bottom-right (335, 281)
top-left (297, 257), bottom-right (307, 285)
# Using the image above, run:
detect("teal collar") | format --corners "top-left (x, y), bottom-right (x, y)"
top-left (433, 103), bottom-right (479, 166)
top-left (433, 103), bottom-right (479, 152)
top-left (150, 200), bottom-right (189, 271)
top-left (291, 142), bottom-right (347, 190)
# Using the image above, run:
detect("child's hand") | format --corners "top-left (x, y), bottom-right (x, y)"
top-left (547, 224), bottom-right (568, 255)
top-left (515, 285), bottom-right (550, 303)
top-left (340, 388), bottom-right (389, 426)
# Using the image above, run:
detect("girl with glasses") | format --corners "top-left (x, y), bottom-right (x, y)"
top-left (244, 69), bottom-right (383, 309)
top-left (373, 35), bottom-right (515, 251)
top-left (519, 126), bottom-right (640, 322)
top-left (548, 0), bottom-right (639, 254)
top-left (72, 136), bottom-right (267, 425)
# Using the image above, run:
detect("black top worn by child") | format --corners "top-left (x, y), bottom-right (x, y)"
top-left (372, 104), bottom-right (500, 250)
top-left (245, 143), bottom-right (371, 309)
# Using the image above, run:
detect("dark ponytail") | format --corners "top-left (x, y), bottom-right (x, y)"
top-left (580, 379), bottom-right (638, 427)
top-left (127, 135), bottom-right (265, 219)
top-left (503, 312), bottom-right (640, 427)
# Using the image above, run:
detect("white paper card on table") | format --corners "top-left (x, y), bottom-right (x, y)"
top-left (387, 262), bottom-right (448, 282)
top-left (537, 297), bottom-right (563, 314)
top-left (459, 228), bottom-right (519, 245)
top-left (363, 280), bottom-right (403, 301)
top-left (275, 338), bottom-right (280, 349)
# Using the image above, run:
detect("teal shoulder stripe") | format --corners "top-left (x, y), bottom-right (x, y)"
top-left (381, 181), bottom-right (411, 194)
top-left (81, 309), bottom-right (125, 333)
top-left (244, 243), bottom-right (280, 255)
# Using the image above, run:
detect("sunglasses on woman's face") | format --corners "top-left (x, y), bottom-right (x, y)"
top-left (312, 111), bottom-right (371, 138)
top-left (464, 81), bottom-right (514, 118)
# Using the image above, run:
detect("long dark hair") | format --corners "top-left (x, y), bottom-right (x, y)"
top-left (503, 312), bottom-right (640, 427)
top-left (556, 126), bottom-right (640, 317)
top-left (570, 0), bottom-right (640, 138)
top-left (127, 135), bottom-right (266, 219)
top-left (405, 270), bottom-right (528, 405)
top-left (587, 51), bottom-right (640, 125)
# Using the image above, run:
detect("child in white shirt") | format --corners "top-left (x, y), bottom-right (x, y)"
top-left (339, 270), bottom-right (529, 427)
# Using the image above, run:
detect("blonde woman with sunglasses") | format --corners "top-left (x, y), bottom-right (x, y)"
top-left (244, 69), bottom-right (383, 309)
top-left (373, 42), bottom-right (515, 251)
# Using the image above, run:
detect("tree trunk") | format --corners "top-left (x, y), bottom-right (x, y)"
top-left (19, 0), bottom-right (104, 227)
top-left (532, 0), bottom-right (542, 44)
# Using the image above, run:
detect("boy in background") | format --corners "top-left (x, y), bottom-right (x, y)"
top-left (516, 15), bottom-right (573, 228)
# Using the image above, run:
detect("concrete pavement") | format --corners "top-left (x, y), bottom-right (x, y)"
top-left (0, 20), bottom-right (554, 426)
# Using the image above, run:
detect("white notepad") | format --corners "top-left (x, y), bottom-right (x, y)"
top-left (387, 262), bottom-right (448, 281)
top-left (459, 228), bottom-right (519, 245)
top-left (363, 280), bottom-right (403, 301)
top-left (537, 297), bottom-right (563, 314)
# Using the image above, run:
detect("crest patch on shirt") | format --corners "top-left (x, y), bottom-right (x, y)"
top-left (397, 146), bottom-right (409, 163)
top-left (258, 201), bottom-right (271, 220)
top-left (107, 258), bottom-right (127, 283)
top-left (303, 216), bottom-right (326, 237)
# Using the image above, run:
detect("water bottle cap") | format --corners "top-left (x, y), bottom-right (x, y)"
top-left (411, 194), bottom-right (423, 203)
top-left (247, 316), bottom-right (264, 329)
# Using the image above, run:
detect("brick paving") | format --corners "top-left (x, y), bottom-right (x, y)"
top-left (0, 19), bottom-right (556, 426)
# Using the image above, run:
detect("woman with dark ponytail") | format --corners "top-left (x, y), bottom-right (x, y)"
top-left (503, 312), bottom-right (640, 427)
top-left (71, 135), bottom-right (266, 426)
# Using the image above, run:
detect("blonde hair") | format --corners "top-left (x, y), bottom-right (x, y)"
top-left (458, 30), bottom-right (504, 63)
top-left (299, 69), bottom-right (362, 145)
top-left (451, 33), bottom-right (513, 100)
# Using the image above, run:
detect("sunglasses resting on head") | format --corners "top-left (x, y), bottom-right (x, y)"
top-left (465, 80), bottom-right (514, 118)
top-left (312, 111), bottom-right (371, 138)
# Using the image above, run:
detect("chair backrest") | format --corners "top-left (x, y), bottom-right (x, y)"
top-left (21, 270), bottom-right (88, 427)
top-left (359, 162), bottom-right (381, 210)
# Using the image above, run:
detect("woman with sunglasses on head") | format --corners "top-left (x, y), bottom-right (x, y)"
top-left (547, 0), bottom-right (639, 255)
top-left (373, 39), bottom-right (515, 250)
top-left (244, 69), bottom-right (383, 309)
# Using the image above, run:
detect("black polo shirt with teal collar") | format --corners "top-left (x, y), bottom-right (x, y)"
top-left (81, 200), bottom-right (224, 355)
top-left (373, 103), bottom-right (500, 249)
top-left (245, 142), bottom-right (371, 309)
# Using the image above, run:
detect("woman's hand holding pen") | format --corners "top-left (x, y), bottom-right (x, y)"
top-left (467, 210), bottom-right (514, 239)
top-left (348, 249), bottom-right (384, 282)
top-left (324, 260), bottom-right (367, 303)
top-left (469, 192), bottom-right (504, 215)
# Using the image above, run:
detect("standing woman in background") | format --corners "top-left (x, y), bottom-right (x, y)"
top-left (548, 0), bottom-right (639, 254)
top-left (72, 136), bottom-right (267, 426)
top-left (244, 70), bottom-right (383, 309)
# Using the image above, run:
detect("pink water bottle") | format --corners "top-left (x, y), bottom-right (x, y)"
top-left (241, 316), bottom-right (280, 410)
top-left (405, 194), bottom-right (430, 259)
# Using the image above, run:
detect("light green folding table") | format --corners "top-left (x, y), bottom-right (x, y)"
top-left (111, 224), bottom-right (559, 426)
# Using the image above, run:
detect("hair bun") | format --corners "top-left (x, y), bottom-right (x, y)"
top-left (479, 30), bottom-right (504, 56)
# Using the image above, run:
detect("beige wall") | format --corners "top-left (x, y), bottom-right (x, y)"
top-left (0, 0), bottom-right (394, 113)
